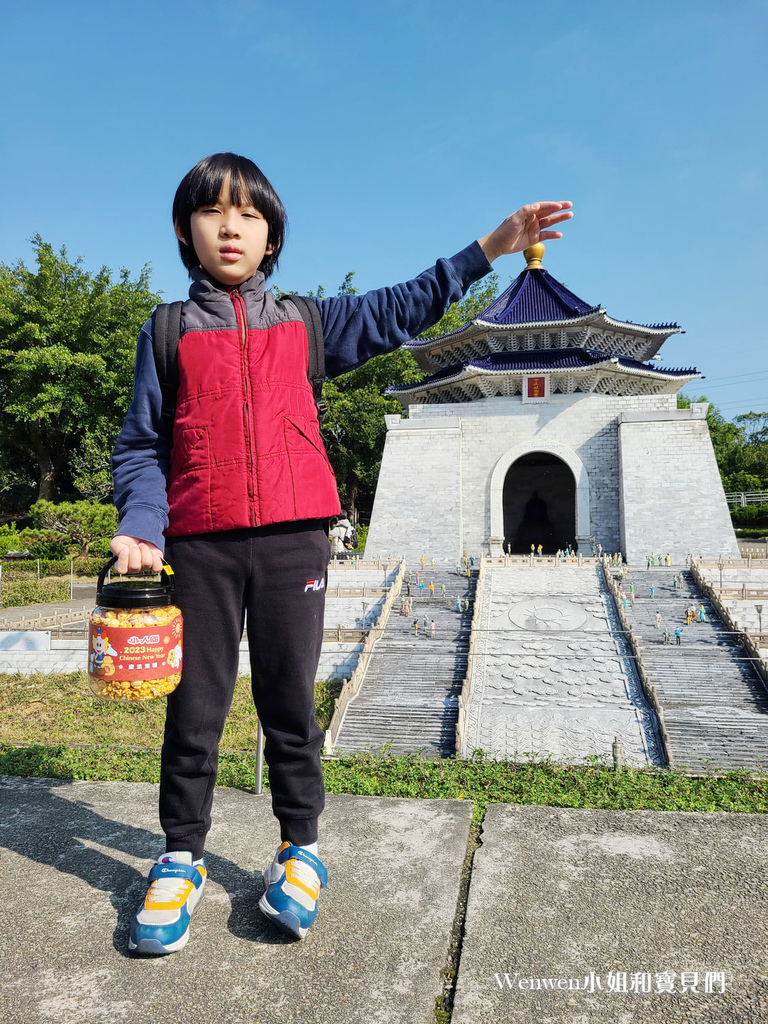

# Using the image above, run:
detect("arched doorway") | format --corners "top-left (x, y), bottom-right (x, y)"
top-left (502, 451), bottom-right (575, 553)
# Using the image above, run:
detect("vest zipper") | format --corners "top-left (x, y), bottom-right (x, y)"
top-left (232, 289), bottom-right (256, 524)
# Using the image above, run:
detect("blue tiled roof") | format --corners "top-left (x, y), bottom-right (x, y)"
top-left (478, 268), bottom-right (599, 325)
top-left (388, 348), bottom-right (699, 391)
top-left (407, 266), bottom-right (682, 349)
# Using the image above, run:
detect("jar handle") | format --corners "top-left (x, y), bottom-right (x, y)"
top-left (97, 555), bottom-right (176, 594)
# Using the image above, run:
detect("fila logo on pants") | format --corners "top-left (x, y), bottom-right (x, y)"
top-left (305, 579), bottom-right (326, 592)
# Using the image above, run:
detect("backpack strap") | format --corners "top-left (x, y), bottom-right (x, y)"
top-left (282, 295), bottom-right (327, 424)
top-left (152, 301), bottom-right (184, 430)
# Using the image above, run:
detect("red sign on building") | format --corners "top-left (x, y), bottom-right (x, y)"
top-left (523, 375), bottom-right (550, 402)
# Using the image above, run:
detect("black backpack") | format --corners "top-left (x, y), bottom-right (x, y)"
top-left (344, 525), bottom-right (359, 550)
top-left (152, 295), bottom-right (327, 432)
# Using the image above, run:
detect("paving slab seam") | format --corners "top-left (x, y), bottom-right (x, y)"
top-left (435, 806), bottom-right (485, 1024)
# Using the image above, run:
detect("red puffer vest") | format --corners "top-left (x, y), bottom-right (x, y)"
top-left (165, 268), bottom-right (340, 536)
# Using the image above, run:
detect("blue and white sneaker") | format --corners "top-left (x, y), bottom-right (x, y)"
top-left (259, 841), bottom-right (328, 939)
top-left (128, 852), bottom-right (207, 955)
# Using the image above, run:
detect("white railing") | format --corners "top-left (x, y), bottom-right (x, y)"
top-left (481, 554), bottom-right (601, 568)
top-left (324, 557), bottom-right (407, 753)
top-left (455, 562), bottom-right (486, 757)
top-left (325, 584), bottom-right (387, 597)
top-left (725, 491), bottom-right (768, 508)
top-left (697, 556), bottom-right (768, 570)
top-left (600, 563), bottom-right (674, 767)
top-left (329, 556), bottom-right (397, 571)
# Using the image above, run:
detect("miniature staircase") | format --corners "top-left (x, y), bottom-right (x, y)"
top-left (333, 568), bottom-right (478, 757)
top-left (620, 568), bottom-right (768, 772)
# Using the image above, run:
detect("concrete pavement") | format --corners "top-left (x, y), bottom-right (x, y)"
top-left (1, 777), bottom-right (767, 1023)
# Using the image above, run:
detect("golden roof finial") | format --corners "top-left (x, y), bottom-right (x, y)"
top-left (524, 243), bottom-right (545, 270)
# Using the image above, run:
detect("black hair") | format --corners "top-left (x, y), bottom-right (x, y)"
top-left (172, 153), bottom-right (287, 279)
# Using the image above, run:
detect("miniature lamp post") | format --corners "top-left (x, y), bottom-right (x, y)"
top-left (716, 557), bottom-right (726, 592)
top-left (756, 604), bottom-right (764, 641)
top-left (361, 600), bottom-right (370, 630)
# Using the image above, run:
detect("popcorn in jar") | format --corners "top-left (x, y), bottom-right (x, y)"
top-left (88, 557), bottom-right (183, 701)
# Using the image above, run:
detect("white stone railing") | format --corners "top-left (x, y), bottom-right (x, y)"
top-left (712, 586), bottom-right (768, 600)
top-left (324, 557), bottom-right (406, 754)
top-left (325, 584), bottom-right (387, 597)
top-left (695, 556), bottom-right (768, 570)
top-left (481, 554), bottom-right (601, 568)
top-left (599, 561), bottom-right (674, 768)
top-left (36, 624), bottom-right (371, 644)
top-left (737, 540), bottom-right (768, 557)
top-left (455, 561), bottom-right (486, 758)
top-left (330, 556), bottom-right (397, 571)
top-left (0, 604), bottom-right (93, 631)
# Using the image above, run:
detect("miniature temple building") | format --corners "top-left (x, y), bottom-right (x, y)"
top-left (364, 244), bottom-right (739, 564)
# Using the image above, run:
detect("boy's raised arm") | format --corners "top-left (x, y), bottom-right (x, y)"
top-left (111, 320), bottom-right (172, 568)
top-left (316, 201), bottom-right (572, 378)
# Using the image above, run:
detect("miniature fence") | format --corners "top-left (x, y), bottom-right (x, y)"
top-left (32, 624), bottom-right (371, 644)
top-left (324, 584), bottom-right (386, 598)
top-left (324, 557), bottom-right (406, 754)
top-left (714, 587), bottom-right (768, 601)
top-left (329, 556), bottom-right (397, 571)
top-left (455, 561), bottom-right (487, 757)
top-left (600, 562), bottom-right (674, 768)
top-left (0, 605), bottom-right (93, 632)
top-left (689, 560), bottom-right (768, 691)
top-left (737, 540), bottom-right (768, 558)
top-left (696, 557), bottom-right (768, 570)
top-left (481, 554), bottom-right (601, 568)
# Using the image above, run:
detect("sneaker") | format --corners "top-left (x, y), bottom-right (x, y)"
top-left (258, 841), bottom-right (328, 939)
top-left (128, 852), bottom-right (207, 955)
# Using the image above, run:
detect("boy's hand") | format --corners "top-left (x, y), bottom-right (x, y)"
top-left (478, 201), bottom-right (573, 263)
top-left (110, 535), bottom-right (164, 575)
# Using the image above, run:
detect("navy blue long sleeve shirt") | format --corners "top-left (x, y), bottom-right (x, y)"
top-left (112, 240), bottom-right (493, 550)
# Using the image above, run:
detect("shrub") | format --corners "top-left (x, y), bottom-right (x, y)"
top-left (1, 577), bottom-right (70, 608)
top-left (731, 504), bottom-right (760, 523)
top-left (0, 555), bottom-right (109, 578)
top-left (0, 528), bottom-right (73, 559)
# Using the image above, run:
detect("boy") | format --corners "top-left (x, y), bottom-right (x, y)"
top-left (110, 152), bottom-right (572, 953)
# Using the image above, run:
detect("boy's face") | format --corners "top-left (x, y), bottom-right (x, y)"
top-left (177, 179), bottom-right (273, 287)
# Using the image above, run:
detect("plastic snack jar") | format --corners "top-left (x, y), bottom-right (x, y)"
top-left (88, 557), bottom-right (183, 701)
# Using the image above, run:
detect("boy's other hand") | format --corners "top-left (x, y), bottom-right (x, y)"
top-left (110, 535), bottom-right (164, 575)
top-left (478, 202), bottom-right (573, 263)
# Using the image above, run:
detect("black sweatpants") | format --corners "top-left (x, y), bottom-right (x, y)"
top-left (161, 520), bottom-right (329, 860)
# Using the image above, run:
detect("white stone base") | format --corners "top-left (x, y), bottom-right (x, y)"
top-left (365, 395), bottom-right (739, 564)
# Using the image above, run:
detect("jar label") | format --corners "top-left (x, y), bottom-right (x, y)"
top-left (89, 613), bottom-right (183, 682)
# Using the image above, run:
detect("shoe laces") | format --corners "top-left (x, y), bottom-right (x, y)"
top-left (147, 875), bottom-right (191, 904)
top-left (286, 857), bottom-right (320, 896)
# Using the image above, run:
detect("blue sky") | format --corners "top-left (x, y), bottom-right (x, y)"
top-left (1, 0), bottom-right (765, 420)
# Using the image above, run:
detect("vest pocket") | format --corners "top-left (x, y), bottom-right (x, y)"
top-left (171, 426), bottom-right (210, 475)
top-left (281, 415), bottom-right (338, 520)
top-left (167, 426), bottom-right (213, 532)
top-left (283, 416), bottom-right (335, 474)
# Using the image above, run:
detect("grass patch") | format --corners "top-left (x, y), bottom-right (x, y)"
top-left (2, 672), bottom-right (767, 816)
top-left (0, 671), bottom-right (343, 749)
top-left (1, 741), bottom-right (767, 818)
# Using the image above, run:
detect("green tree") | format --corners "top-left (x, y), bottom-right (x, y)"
top-left (734, 411), bottom-right (768, 485)
top-left (677, 395), bottom-right (768, 491)
top-left (30, 499), bottom-right (118, 559)
top-left (0, 236), bottom-right (161, 503)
